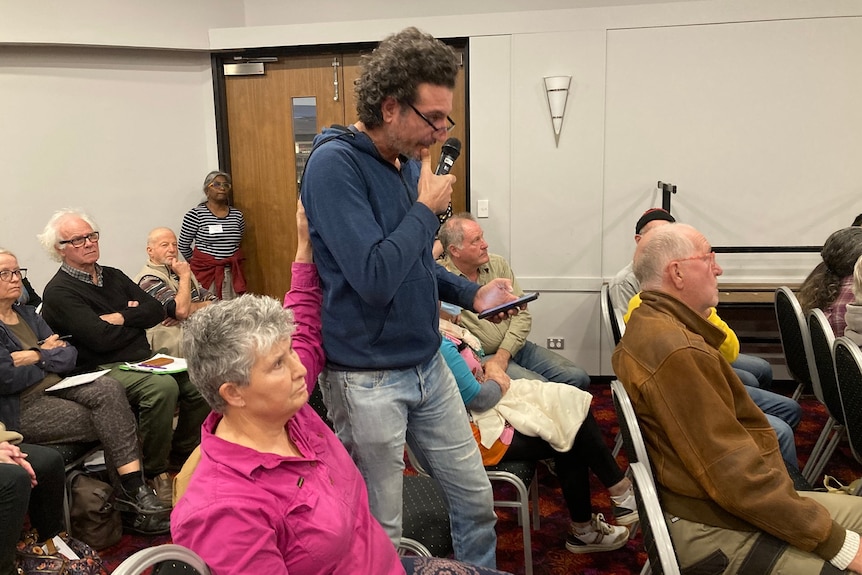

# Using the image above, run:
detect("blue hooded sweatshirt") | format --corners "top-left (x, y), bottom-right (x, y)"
top-left (301, 126), bottom-right (479, 369)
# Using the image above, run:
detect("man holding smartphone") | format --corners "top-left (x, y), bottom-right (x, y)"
top-left (439, 213), bottom-right (591, 390)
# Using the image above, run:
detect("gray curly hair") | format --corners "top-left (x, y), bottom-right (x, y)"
top-left (182, 294), bottom-right (296, 414)
top-left (355, 27), bottom-right (459, 129)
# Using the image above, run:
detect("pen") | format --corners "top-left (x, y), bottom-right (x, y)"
top-left (37, 335), bottom-right (72, 345)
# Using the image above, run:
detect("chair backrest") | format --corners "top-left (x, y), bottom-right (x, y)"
top-left (610, 380), bottom-right (653, 478)
top-left (629, 462), bottom-right (682, 575)
top-left (600, 284), bottom-right (621, 351)
top-left (112, 544), bottom-right (211, 575)
top-left (609, 288), bottom-right (627, 342)
top-left (807, 309), bottom-right (844, 424)
top-left (833, 337), bottom-right (862, 465)
top-left (775, 287), bottom-right (821, 399)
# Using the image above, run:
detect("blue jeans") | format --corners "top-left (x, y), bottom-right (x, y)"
top-left (736, 370), bottom-right (802, 470)
top-left (731, 353), bottom-right (773, 390)
top-left (321, 352), bottom-right (497, 568)
top-left (490, 340), bottom-right (590, 390)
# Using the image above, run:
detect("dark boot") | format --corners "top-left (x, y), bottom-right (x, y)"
top-left (115, 484), bottom-right (171, 535)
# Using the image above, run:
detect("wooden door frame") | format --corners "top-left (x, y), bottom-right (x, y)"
top-left (210, 39), bottom-right (470, 208)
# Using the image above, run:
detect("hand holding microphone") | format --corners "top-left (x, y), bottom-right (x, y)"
top-left (417, 146), bottom-right (457, 215)
top-left (435, 138), bottom-right (461, 223)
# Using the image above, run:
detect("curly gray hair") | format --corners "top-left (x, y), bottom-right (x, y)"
top-left (355, 27), bottom-right (459, 129)
top-left (182, 294), bottom-right (296, 414)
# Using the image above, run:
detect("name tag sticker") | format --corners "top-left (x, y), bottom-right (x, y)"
top-left (208, 224), bottom-right (224, 234)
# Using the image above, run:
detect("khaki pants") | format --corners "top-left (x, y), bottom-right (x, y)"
top-left (666, 491), bottom-right (862, 574)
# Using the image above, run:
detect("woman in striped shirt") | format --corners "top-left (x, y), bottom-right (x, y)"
top-left (179, 171), bottom-right (246, 300)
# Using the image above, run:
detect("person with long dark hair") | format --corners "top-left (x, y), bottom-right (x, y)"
top-left (798, 226), bottom-right (862, 336)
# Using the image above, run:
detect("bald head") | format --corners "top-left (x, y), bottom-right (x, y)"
top-left (146, 227), bottom-right (179, 266)
top-left (633, 223), bottom-right (722, 316)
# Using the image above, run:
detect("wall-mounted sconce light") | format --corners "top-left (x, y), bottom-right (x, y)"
top-left (544, 75), bottom-right (571, 147)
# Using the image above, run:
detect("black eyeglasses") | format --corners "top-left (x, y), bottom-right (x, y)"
top-left (407, 103), bottom-right (455, 134)
top-left (58, 231), bottom-right (100, 248)
top-left (0, 268), bottom-right (26, 282)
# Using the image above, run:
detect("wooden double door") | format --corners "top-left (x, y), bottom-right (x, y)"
top-left (221, 48), bottom-right (468, 298)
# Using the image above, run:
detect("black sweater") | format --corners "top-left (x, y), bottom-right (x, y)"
top-left (42, 267), bottom-right (165, 372)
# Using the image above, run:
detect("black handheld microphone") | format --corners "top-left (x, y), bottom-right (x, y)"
top-left (435, 138), bottom-right (461, 176)
top-left (435, 138), bottom-right (461, 224)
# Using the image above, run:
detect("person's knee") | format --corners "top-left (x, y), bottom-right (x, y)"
top-left (568, 368), bottom-right (591, 390)
top-left (140, 375), bottom-right (180, 406)
top-left (783, 399), bottom-right (803, 428)
top-left (735, 368), bottom-right (760, 388)
top-left (0, 463), bottom-right (32, 499)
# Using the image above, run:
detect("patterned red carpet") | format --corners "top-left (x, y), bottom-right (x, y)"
top-left (99, 380), bottom-right (861, 574)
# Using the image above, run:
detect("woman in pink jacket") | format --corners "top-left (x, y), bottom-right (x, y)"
top-left (171, 203), bottom-right (508, 575)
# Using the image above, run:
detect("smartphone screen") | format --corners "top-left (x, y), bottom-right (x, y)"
top-left (477, 292), bottom-right (539, 320)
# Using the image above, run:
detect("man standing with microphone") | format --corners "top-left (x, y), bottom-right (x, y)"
top-left (301, 27), bottom-right (515, 569)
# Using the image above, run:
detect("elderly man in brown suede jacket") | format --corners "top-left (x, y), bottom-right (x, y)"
top-left (612, 223), bottom-right (862, 574)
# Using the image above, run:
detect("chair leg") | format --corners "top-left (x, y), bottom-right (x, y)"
top-left (805, 427), bottom-right (845, 486)
top-left (791, 382), bottom-right (805, 401)
top-left (519, 500), bottom-right (534, 575)
top-left (612, 431), bottom-right (623, 458)
top-left (640, 559), bottom-right (652, 575)
top-left (802, 416), bottom-right (835, 483)
top-left (530, 470), bottom-right (540, 529)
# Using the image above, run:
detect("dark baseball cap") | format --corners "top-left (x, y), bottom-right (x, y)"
top-left (635, 208), bottom-right (676, 235)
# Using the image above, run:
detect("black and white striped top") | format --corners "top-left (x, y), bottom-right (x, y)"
top-left (178, 204), bottom-right (245, 260)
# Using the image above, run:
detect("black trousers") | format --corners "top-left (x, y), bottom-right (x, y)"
top-left (502, 412), bottom-right (625, 523)
top-left (0, 443), bottom-right (65, 575)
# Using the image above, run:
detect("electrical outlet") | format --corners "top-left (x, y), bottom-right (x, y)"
top-left (547, 338), bottom-right (565, 350)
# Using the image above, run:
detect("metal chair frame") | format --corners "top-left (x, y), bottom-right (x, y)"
top-left (601, 284), bottom-right (625, 458)
top-left (111, 544), bottom-right (211, 575)
top-left (611, 380), bottom-right (655, 573)
top-left (803, 309), bottom-right (846, 483)
top-left (629, 462), bottom-right (682, 575)
top-left (407, 444), bottom-right (538, 575)
top-left (832, 337), bottom-right (862, 496)
top-left (774, 287), bottom-right (820, 402)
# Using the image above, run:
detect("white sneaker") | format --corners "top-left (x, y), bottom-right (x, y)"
top-left (566, 513), bottom-right (629, 554)
top-left (611, 485), bottom-right (640, 526)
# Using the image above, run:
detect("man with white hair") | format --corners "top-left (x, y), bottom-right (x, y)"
top-left (39, 209), bottom-right (209, 505)
top-left (135, 227), bottom-right (217, 357)
top-left (613, 223), bottom-right (862, 574)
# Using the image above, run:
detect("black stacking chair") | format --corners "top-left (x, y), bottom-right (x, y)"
top-left (405, 442), bottom-right (536, 570)
top-left (629, 462), bottom-right (682, 575)
top-left (114, 544), bottom-right (211, 575)
top-left (485, 460), bottom-right (539, 575)
top-left (601, 284), bottom-right (625, 457)
top-left (774, 287), bottom-right (820, 401)
top-left (833, 337), bottom-right (862, 496)
top-left (803, 309), bottom-right (847, 484)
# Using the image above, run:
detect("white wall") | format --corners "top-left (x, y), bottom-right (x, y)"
top-left (0, 46), bottom-right (218, 290)
top-left (4, 0), bottom-right (862, 376)
top-left (0, 0), bottom-right (244, 49)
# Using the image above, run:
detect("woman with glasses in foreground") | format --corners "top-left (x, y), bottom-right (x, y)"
top-left (0, 248), bottom-right (169, 535)
top-left (172, 203), bottom-right (509, 575)
top-left (178, 170), bottom-right (246, 300)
